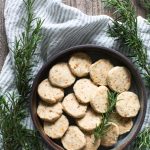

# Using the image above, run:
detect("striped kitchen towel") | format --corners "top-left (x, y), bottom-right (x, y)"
top-left (1, 0), bottom-right (150, 149)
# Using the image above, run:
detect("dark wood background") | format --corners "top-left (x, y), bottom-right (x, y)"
top-left (0, 0), bottom-right (146, 70)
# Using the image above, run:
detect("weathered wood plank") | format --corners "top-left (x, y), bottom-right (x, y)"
top-left (63, 0), bottom-right (146, 16)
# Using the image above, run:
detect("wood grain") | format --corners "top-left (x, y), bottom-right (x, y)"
top-left (63, 0), bottom-right (146, 16)
top-left (0, 0), bottom-right (146, 71)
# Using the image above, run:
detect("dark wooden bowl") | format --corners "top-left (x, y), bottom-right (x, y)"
top-left (30, 45), bottom-right (146, 150)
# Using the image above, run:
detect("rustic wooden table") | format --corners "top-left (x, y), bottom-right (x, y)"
top-left (0, 0), bottom-right (145, 70)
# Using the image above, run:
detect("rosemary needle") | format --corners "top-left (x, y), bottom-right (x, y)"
top-left (133, 127), bottom-right (150, 150)
top-left (94, 91), bottom-right (117, 140)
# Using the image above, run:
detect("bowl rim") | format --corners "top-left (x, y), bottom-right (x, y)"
top-left (30, 44), bottom-right (147, 150)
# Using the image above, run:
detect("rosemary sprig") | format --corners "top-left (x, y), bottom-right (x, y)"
top-left (133, 127), bottom-right (150, 150)
top-left (14, 0), bottom-right (43, 99)
top-left (103, 0), bottom-right (150, 87)
top-left (94, 91), bottom-right (117, 139)
top-left (0, 0), bottom-right (44, 149)
top-left (103, 0), bottom-right (150, 149)
top-left (0, 94), bottom-right (43, 150)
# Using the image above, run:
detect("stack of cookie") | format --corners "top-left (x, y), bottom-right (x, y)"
top-left (37, 52), bottom-right (140, 150)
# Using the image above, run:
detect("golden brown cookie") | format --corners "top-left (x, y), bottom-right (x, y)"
top-left (101, 122), bottom-right (119, 147)
top-left (37, 101), bottom-right (63, 122)
top-left (82, 133), bottom-right (101, 150)
top-left (73, 78), bottom-right (98, 104)
top-left (90, 59), bottom-right (113, 85)
top-left (69, 52), bottom-right (92, 77)
top-left (38, 79), bottom-right (64, 104)
top-left (107, 66), bottom-right (131, 93)
top-left (109, 112), bottom-right (133, 135)
top-left (61, 126), bottom-right (86, 150)
top-left (62, 93), bottom-right (87, 118)
top-left (116, 91), bottom-right (140, 117)
top-left (90, 86), bottom-right (109, 113)
top-left (44, 115), bottom-right (69, 139)
top-left (76, 109), bottom-right (102, 132)
top-left (49, 62), bottom-right (76, 88)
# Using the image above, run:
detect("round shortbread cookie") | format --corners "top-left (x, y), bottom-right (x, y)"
top-left (90, 86), bottom-right (109, 113)
top-left (107, 66), bottom-right (131, 93)
top-left (89, 59), bottom-right (113, 85)
top-left (82, 133), bottom-right (101, 150)
top-left (61, 126), bottom-right (86, 150)
top-left (76, 109), bottom-right (102, 132)
top-left (101, 122), bottom-right (119, 147)
top-left (38, 79), bottom-right (64, 104)
top-left (110, 112), bottom-right (133, 135)
top-left (73, 79), bottom-right (98, 104)
top-left (37, 101), bottom-right (63, 122)
top-left (116, 91), bottom-right (140, 117)
top-left (62, 93), bottom-right (87, 118)
top-left (44, 115), bottom-right (69, 139)
top-left (49, 62), bottom-right (76, 88)
top-left (69, 52), bottom-right (92, 77)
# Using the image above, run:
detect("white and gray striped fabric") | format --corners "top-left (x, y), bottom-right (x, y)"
top-left (1, 0), bottom-right (150, 149)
